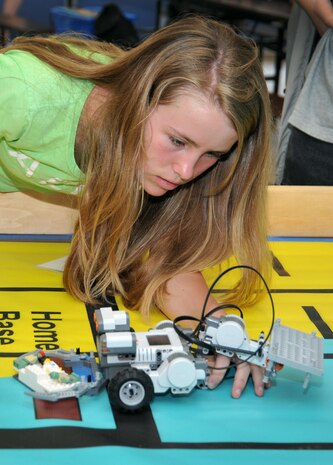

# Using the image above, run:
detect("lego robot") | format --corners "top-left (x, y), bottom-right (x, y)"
top-left (14, 307), bottom-right (324, 412)
top-left (93, 307), bottom-right (323, 411)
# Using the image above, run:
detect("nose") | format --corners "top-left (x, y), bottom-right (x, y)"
top-left (173, 153), bottom-right (198, 181)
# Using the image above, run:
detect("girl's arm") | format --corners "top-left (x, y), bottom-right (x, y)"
top-left (164, 271), bottom-right (222, 321)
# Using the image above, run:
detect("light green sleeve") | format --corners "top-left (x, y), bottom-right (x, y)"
top-left (0, 50), bottom-right (88, 194)
top-left (0, 52), bottom-right (29, 142)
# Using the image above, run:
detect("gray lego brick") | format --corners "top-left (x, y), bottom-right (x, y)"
top-left (268, 319), bottom-right (324, 376)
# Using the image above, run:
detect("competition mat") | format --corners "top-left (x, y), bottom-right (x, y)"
top-left (0, 237), bottom-right (333, 465)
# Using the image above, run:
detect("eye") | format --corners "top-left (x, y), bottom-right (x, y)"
top-left (169, 136), bottom-right (185, 148)
top-left (206, 143), bottom-right (236, 161)
top-left (206, 151), bottom-right (227, 160)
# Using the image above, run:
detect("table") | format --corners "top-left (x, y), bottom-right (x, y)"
top-left (0, 235), bottom-right (332, 464)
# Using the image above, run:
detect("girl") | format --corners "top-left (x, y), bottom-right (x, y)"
top-left (0, 16), bottom-right (273, 396)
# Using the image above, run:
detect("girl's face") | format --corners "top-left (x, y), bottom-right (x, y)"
top-left (143, 90), bottom-right (238, 197)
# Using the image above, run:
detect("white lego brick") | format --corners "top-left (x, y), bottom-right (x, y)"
top-left (18, 364), bottom-right (80, 394)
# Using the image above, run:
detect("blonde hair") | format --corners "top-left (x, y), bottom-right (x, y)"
top-left (4, 16), bottom-right (273, 318)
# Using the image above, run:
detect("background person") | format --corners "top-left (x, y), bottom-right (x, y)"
top-left (276, 0), bottom-right (333, 185)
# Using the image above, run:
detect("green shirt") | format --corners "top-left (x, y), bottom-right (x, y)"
top-left (0, 49), bottom-right (94, 194)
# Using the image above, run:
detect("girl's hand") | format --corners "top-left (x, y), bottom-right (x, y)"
top-left (207, 353), bottom-right (265, 398)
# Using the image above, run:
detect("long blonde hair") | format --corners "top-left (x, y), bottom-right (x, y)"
top-left (4, 17), bottom-right (273, 318)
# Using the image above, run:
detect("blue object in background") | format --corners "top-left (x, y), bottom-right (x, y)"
top-left (0, 0), bottom-right (161, 36)
top-left (51, 5), bottom-right (138, 36)
top-left (51, 6), bottom-right (101, 34)
top-left (78, 0), bottom-right (159, 35)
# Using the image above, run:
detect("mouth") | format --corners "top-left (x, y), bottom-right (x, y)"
top-left (156, 176), bottom-right (181, 190)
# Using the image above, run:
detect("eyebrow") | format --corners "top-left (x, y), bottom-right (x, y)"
top-left (170, 127), bottom-right (228, 155)
top-left (170, 127), bottom-right (200, 148)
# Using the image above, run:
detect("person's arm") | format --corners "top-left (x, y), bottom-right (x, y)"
top-left (164, 272), bottom-right (265, 398)
top-left (296, 0), bottom-right (333, 35)
top-left (0, 53), bottom-right (28, 141)
top-left (2, 0), bottom-right (22, 15)
top-left (164, 271), bottom-right (222, 321)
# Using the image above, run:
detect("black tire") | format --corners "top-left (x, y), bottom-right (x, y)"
top-left (109, 368), bottom-right (154, 412)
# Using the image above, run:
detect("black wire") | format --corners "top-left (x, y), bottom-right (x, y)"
top-left (173, 315), bottom-right (214, 352)
top-left (192, 303), bottom-right (244, 339)
top-left (173, 264), bottom-right (275, 371)
top-left (201, 264), bottom-right (275, 342)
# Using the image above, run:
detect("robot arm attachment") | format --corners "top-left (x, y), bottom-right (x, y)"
top-left (197, 315), bottom-right (323, 390)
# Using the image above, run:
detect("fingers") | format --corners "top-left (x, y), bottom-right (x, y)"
top-left (207, 355), bottom-right (267, 398)
top-left (232, 362), bottom-right (265, 398)
top-left (207, 354), bottom-right (231, 389)
top-left (231, 360), bottom-right (251, 398)
top-left (249, 365), bottom-right (265, 397)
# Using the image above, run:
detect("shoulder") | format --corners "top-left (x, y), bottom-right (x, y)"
top-left (0, 50), bottom-right (71, 107)
top-left (0, 49), bottom-right (74, 87)
top-left (0, 51), bottom-right (36, 140)
top-left (0, 49), bottom-right (52, 79)
top-left (0, 48), bottom-right (93, 109)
